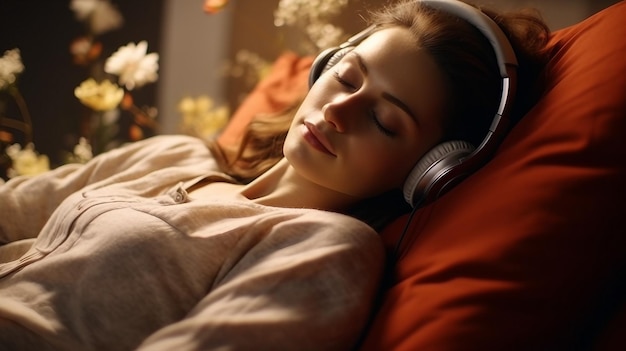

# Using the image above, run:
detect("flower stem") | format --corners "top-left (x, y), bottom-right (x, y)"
top-left (9, 87), bottom-right (34, 144)
top-left (126, 103), bottom-right (158, 129)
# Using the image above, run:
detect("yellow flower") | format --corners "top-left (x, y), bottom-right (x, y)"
top-left (74, 78), bottom-right (124, 111)
top-left (178, 95), bottom-right (229, 138)
top-left (6, 143), bottom-right (50, 178)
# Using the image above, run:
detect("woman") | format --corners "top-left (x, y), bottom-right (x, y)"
top-left (0, 1), bottom-right (549, 350)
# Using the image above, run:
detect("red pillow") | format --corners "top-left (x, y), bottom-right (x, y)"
top-left (217, 51), bottom-right (313, 148)
top-left (360, 2), bottom-right (626, 350)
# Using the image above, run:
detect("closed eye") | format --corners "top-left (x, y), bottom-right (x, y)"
top-left (333, 71), bottom-right (395, 137)
top-left (370, 111), bottom-right (395, 136)
top-left (333, 71), bottom-right (355, 90)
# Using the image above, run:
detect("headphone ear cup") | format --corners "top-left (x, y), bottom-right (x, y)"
top-left (403, 140), bottom-right (476, 207)
top-left (308, 46), bottom-right (355, 88)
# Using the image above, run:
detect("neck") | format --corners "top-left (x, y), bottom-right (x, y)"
top-left (240, 158), bottom-right (357, 212)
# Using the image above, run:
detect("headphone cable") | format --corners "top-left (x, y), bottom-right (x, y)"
top-left (391, 200), bottom-right (423, 262)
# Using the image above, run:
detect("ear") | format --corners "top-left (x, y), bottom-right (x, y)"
top-left (402, 140), bottom-right (475, 207)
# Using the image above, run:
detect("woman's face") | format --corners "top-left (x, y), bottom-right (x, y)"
top-left (283, 27), bottom-right (448, 199)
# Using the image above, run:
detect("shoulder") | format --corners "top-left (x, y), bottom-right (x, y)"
top-left (269, 207), bottom-right (384, 257)
top-left (299, 209), bottom-right (379, 238)
top-left (223, 204), bottom-right (385, 293)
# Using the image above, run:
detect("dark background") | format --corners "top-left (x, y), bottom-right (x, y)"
top-left (0, 1), bottom-right (164, 169)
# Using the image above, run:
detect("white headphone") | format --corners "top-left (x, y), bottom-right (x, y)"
top-left (308, 0), bottom-right (518, 208)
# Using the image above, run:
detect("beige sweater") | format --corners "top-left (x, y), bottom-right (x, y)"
top-left (0, 135), bottom-right (384, 351)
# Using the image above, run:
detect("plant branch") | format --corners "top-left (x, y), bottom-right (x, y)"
top-left (8, 87), bottom-right (33, 144)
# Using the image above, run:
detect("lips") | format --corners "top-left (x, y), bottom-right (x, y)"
top-left (302, 121), bottom-right (336, 157)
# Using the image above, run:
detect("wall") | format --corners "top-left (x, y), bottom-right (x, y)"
top-left (158, 0), bottom-right (234, 134)
top-left (483, 0), bottom-right (619, 29)
top-left (158, 0), bottom-right (620, 134)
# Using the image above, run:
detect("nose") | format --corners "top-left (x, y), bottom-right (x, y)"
top-left (322, 93), bottom-right (363, 133)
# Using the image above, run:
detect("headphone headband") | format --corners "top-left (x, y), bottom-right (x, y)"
top-left (420, 0), bottom-right (518, 73)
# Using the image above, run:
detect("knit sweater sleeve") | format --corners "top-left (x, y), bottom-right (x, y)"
top-left (0, 135), bottom-right (216, 244)
top-left (136, 210), bottom-right (385, 351)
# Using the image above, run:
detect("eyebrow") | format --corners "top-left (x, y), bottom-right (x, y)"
top-left (351, 52), bottom-right (418, 123)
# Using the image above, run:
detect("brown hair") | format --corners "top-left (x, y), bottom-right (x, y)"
top-left (369, 0), bottom-right (550, 146)
top-left (208, 0), bottom-right (550, 230)
top-left (207, 105), bottom-right (296, 184)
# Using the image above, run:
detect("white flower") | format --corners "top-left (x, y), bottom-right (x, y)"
top-left (70, 0), bottom-right (123, 35)
top-left (274, 0), bottom-right (348, 27)
top-left (0, 48), bottom-right (24, 90)
top-left (104, 41), bottom-right (159, 90)
top-left (6, 143), bottom-right (50, 178)
top-left (71, 137), bottom-right (93, 164)
top-left (307, 23), bottom-right (345, 52)
top-left (274, 0), bottom-right (349, 53)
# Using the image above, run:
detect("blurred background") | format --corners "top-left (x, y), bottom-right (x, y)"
top-left (0, 0), bottom-right (620, 175)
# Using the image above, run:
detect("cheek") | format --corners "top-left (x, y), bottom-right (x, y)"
top-left (347, 142), bottom-right (418, 193)
top-left (303, 77), bottom-right (333, 106)
top-left (288, 87), bottom-right (327, 128)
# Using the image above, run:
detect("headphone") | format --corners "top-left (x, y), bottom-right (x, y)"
top-left (308, 0), bottom-right (518, 208)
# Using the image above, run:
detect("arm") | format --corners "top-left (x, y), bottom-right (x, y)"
top-left (1, 162), bottom-right (86, 244)
top-left (137, 213), bottom-right (385, 351)
top-left (0, 135), bottom-right (216, 244)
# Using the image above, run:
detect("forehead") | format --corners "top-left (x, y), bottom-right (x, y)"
top-left (351, 27), bottom-right (447, 124)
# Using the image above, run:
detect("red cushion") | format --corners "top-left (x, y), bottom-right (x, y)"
top-left (217, 51), bottom-right (313, 148)
top-left (359, 2), bottom-right (626, 350)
